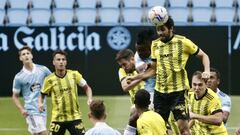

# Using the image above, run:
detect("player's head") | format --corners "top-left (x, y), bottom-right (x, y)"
top-left (135, 29), bottom-right (154, 59)
top-left (18, 45), bottom-right (33, 64)
top-left (134, 89), bottom-right (150, 109)
top-left (88, 100), bottom-right (106, 121)
top-left (207, 67), bottom-right (221, 92)
top-left (156, 16), bottom-right (174, 43)
top-left (191, 71), bottom-right (207, 98)
top-left (115, 49), bottom-right (135, 73)
top-left (52, 50), bottom-right (68, 71)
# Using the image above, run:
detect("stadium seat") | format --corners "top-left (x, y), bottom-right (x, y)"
top-left (30, 9), bottom-right (51, 26)
top-left (0, 0), bottom-right (7, 9)
top-left (168, 7), bottom-right (190, 25)
top-left (99, 8), bottom-right (120, 25)
top-left (122, 7), bottom-right (144, 25)
top-left (76, 8), bottom-right (97, 25)
top-left (7, 9), bottom-right (29, 26)
top-left (192, 0), bottom-right (215, 8)
top-left (99, 0), bottom-right (120, 8)
top-left (214, 7), bottom-right (237, 24)
top-left (54, 0), bottom-right (75, 9)
top-left (31, 0), bottom-right (52, 9)
top-left (8, 0), bottom-right (30, 9)
top-left (214, 0), bottom-right (235, 8)
top-left (122, 0), bottom-right (144, 8)
top-left (168, 0), bottom-right (191, 7)
top-left (53, 8), bottom-right (74, 26)
top-left (146, 0), bottom-right (166, 8)
top-left (77, 0), bottom-right (97, 8)
top-left (191, 7), bottom-right (214, 25)
top-left (0, 9), bottom-right (5, 25)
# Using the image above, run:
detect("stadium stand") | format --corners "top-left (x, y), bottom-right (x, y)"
top-left (0, 0), bottom-right (238, 26)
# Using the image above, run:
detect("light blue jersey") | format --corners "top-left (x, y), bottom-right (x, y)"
top-left (85, 122), bottom-right (121, 135)
top-left (217, 88), bottom-right (231, 113)
top-left (134, 52), bottom-right (155, 93)
top-left (12, 64), bottom-right (51, 116)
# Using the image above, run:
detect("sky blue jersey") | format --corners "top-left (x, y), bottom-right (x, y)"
top-left (85, 122), bottom-right (121, 135)
top-left (12, 64), bottom-right (51, 116)
top-left (134, 52), bottom-right (155, 93)
top-left (217, 88), bottom-right (231, 112)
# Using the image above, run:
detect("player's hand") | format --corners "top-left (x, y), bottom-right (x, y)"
top-left (20, 109), bottom-right (29, 118)
top-left (126, 76), bottom-right (134, 84)
top-left (236, 128), bottom-right (240, 135)
top-left (38, 102), bottom-right (45, 113)
top-left (202, 71), bottom-right (210, 82)
top-left (189, 111), bottom-right (196, 119)
top-left (87, 98), bottom-right (93, 106)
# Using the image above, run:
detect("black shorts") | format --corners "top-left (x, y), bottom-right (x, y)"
top-left (49, 119), bottom-right (85, 135)
top-left (154, 90), bottom-right (189, 122)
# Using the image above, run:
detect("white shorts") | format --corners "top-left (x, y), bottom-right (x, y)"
top-left (26, 115), bottom-right (47, 134)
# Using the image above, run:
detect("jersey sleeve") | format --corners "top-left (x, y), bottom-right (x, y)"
top-left (41, 78), bottom-right (51, 95)
top-left (43, 66), bottom-right (51, 76)
top-left (184, 38), bottom-right (199, 55)
top-left (118, 68), bottom-right (127, 82)
top-left (150, 43), bottom-right (157, 60)
top-left (75, 71), bottom-right (87, 87)
top-left (134, 52), bottom-right (145, 69)
top-left (221, 95), bottom-right (231, 112)
top-left (12, 76), bottom-right (21, 94)
top-left (209, 98), bottom-right (222, 114)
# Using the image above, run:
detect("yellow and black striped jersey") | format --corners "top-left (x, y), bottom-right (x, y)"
top-left (118, 68), bottom-right (144, 104)
top-left (41, 70), bottom-right (84, 122)
top-left (151, 35), bottom-right (199, 93)
top-left (189, 88), bottom-right (228, 135)
top-left (137, 111), bottom-right (167, 135)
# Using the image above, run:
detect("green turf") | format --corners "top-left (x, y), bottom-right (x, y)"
top-left (0, 96), bottom-right (239, 135)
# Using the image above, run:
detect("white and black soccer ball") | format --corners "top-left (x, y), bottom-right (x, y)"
top-left (148, 6), bottom-right (169, 26)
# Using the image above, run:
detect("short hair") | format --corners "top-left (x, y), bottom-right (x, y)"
top-left (192, 71), bottom-right (203, 80)
top-left (210, 67), bottom-right (221, 79)
top-left (134, 89), bottom-right (150, 109)
top-left (115, 49), bottom-right (134, 61)
top-left (89, 100), bottom-right (106, 120)
top-left (19, 45), bottom-right (32, 56)
top-left (52, 50), bottom-right (68, 59)
top-left (136, 29), bottom-right (154, 47)
top-left (164, 16), bottom-right (174, 29)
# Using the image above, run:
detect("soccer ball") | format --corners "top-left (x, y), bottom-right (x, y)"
top-left (148, 6), bottom-right (169, 26)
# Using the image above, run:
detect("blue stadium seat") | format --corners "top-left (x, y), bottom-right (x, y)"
top-left (31, 0), bottom-right (52, 9)
top-left (215, 7), bottom-right (237, 24)
top-left (54, 0), bottom-right (75, 9)
top-left (8, 0), bottom-right (30, 9)
top-left (76, 8), bottom-right (96, 25)
top-left (30, 9), bottom-right (51, 26)
top-left (99, 0), bottom-right (120, 8)
top-left (192, 0), bottom-right (214, 8)
top-left (168, 0), bottom-right (190, 7)
top-left (7, 9), bottom-right (29, 26)
top-left (122, 7), bottom-right (144, 25)
top-left (53, 8), bottom-right (74, 26)
top-left (168, 7), bottom-right (190, 25)
top-left (146, 0), bottom-right (166, 8)
top-left (0, 0), bottom-right (7, 9)
top-left (214, 0), bottom-right (235, 8)
top-left (0, 9), bottom-right (5, 25)
top-left (77, 0), bottom-right (97, 8)
top-left (191, 7), bottom-right (214, 25)
top-left (99, 8), bottom-right (120, 25)
top-left (122, 0), bottom-right (144, 8)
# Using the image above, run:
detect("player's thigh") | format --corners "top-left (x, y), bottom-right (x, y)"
top-left (67, 119), bottom-right (85, 135)
top-left (172, 91), bottom-right (189, 121)
top-left (49, 122), bottom-right (66, 135)
top-left (26, 115), bottom-right (47, 134)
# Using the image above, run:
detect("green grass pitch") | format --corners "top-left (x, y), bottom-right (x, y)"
top-left (0, 96), bottom-right (239, 135)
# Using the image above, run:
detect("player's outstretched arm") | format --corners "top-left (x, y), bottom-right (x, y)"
top-left (196, 49), bottom-right (210, 79)
top-left (83, 84), bottom-right (93, 105)
top-left (190, 111), bottom-right (223, 126)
